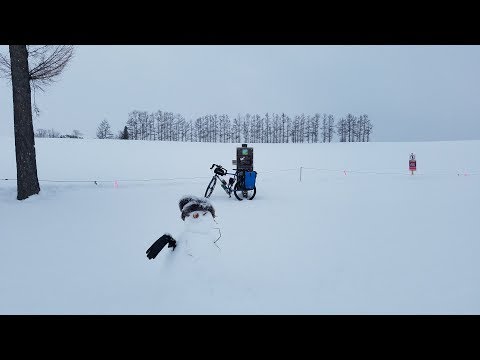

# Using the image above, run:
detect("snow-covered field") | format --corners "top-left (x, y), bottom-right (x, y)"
top-left (1, 137), bottom-right (479, 314)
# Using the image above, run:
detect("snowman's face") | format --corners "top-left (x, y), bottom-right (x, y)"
top-left (184, 211), bottom-right (214, 233)
top-left (189, 211), bottom-right (208, 219)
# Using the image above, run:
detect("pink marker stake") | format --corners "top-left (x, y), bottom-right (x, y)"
top-left (114, 180), bottom-right (119, 188)
top-left (344, 170), bottom-right (347, 176)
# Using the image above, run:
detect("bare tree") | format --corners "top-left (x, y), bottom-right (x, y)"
top-left (337, 117), bottom-right (347, 142)
top-left (285, 114), bottom-right (292, 143)
top-left (126, 111), bottom-right (139, 140)
top-left (4, 46), bottom-right (41, 200)
top-left (364, 115), bottom-right (373, 142)
top-left (310, 113), bottom-right (320, 143)
top-left (264, 113), bottom-right (271, 143)
top-left (0, 45), bottom-right (74, 200)
top-left (321, 113), bottom-right (328, 143)
top-left (346, 113), bottom-right (356, 142)
top-left (291, 115), bottom-right (300, 143)
top-left (242, 113), bottom-right (249, 143)
top-left (96, 119), bottom-right (113, 139)
top-left (299, 114), bottom-right (306, 143)
top-left (71, 129), bottom-right (83, 139)
top-left (231, 114), bottom-right (240, 143)
top-left (327, 114), bottom-right (335, 142)
top-left (252, 114), bottom-right (262, 143)
top-left (281, 113), bottom-right (288, 143)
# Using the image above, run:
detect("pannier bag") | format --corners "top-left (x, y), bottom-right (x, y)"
top-left (244, 171), bottom-right (257, 190)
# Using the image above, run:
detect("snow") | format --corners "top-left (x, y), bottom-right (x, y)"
top-left (1, 136), bottom-right (479, 314)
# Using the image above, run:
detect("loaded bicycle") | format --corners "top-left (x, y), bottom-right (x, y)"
top-left (205, 164), bottom-right (257, 201)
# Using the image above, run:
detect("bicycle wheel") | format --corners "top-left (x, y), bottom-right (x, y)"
top-left (233, 182), bottom-right (256, 200)
top-left (205, 177), bottom-right (217, 198)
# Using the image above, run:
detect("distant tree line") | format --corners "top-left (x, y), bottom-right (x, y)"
top-left (97, 110), bottom-right (373, 143)
top-left (35, 129), bottom-right (83, 139)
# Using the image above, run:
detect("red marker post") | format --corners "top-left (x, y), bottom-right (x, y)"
top-left (409, 153), bottom-right (416, 175)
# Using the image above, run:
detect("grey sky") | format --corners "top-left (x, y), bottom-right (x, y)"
top-left (1, 45), bottom-right (480, 141)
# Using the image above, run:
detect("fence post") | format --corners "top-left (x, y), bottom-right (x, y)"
top-left (300, 166), bottom-right (302, 182)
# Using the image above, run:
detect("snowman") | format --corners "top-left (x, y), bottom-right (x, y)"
top-left (146, 196), bottom-right (260, 313)
top-left (178, 195), bottom-right (221, 258)
top-left (145, 195), bottom-right (225, 306)
top-left (146, 195), bottom-right (221, 261)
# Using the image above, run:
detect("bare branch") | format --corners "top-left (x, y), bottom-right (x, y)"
top-left (0, 45), bottom-right (74, 91)
top-left (0, 52), bottom-right (11, 79)
top-left (28, 45), bottom-right (74, 91)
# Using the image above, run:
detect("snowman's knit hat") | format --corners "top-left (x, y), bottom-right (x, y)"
top-left (179, 195), bottom-right (216, 221)
top-left (178, 195), bottom-right (202, 212)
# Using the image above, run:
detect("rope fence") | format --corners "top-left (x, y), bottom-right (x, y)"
top-left (298, 166), bottom-right (479, 180)
top-left (0, 176), bottom-right (211, 184)
top-left (1, 166), bottom-right (478, 186)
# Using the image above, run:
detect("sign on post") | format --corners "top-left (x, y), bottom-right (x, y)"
top-left (235, 144), bottom-right (254, 171)
top-left (409, 153), bottom-right (416, 175)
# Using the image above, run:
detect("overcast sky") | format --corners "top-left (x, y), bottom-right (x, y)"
top-left (1, 45), bottom-right (479, 141)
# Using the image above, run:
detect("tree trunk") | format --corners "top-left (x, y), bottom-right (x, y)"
top-left (9, 45), bottom-right (40, 200)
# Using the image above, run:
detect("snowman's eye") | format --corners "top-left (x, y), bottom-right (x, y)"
top-left (203, 212), bottom-right (207, 216)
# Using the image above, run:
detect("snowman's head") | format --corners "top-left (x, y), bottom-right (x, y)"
top-left (179, 196), bottom-right (216, 221)
top-left (179, 196), bottom-right (216, 234)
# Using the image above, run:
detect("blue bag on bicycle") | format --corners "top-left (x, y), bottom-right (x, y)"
top-left (244, 171), bottom-right (257, 190)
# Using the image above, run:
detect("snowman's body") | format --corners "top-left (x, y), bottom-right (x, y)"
top-left (148, 196), bottom-right (244, 311)
top-left (156, 210), bottom-right (225, 304)
top-left (171, 211), bottom-right (221, 264)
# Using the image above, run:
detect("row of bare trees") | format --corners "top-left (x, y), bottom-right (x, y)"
top-left (337, 114), bottom-right (373, 142)
top-left (108, 111), bottom-right (373, 143)
top-left (35, 129), bottom-right (83, 139)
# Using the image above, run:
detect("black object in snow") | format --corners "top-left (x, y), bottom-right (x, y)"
top-left (146, 234), bottom-right (177, 260)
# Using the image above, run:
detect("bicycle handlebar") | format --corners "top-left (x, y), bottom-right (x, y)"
top-left (210, 163), bottom-right (231, 176)
top-left (211, 163), bottom-right (227, 171)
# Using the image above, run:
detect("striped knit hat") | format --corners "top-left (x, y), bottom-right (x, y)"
top-left (178, 195), bottom-right (216, 221)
